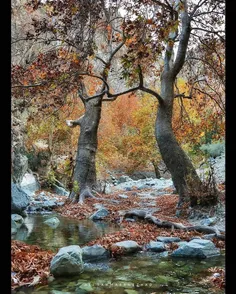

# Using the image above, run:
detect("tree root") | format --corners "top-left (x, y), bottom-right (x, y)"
top-left (79, 187), bottom-right (97, 203)
top-left (124, 210), bottom-right (225, 240)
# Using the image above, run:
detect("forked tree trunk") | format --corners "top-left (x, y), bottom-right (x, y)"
top-left (155, 74), bottom-right (203, 207)
top-left (69, 97), bottom-right (102, 203)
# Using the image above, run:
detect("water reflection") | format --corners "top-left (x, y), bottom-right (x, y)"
top-left (12, 213), bottom-right (120, 252)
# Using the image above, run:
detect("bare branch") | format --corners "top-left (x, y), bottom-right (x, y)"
top-left (95, 55), bottom-right (107, 65)
top-left (189, 0), bottom-right (208, 20)
top-left (11, 82), bottom-right (47, 88)
top-left (174, 93), bottom-right (192, 99)
top-left (66, 115), bottom-right (85, 128)
top-left (171, 2), bottom-right (191, 78)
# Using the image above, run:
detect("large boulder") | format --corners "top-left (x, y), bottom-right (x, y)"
top-left (50, 245), bottom-right (84, 277)
top-left (112, 240), bottom-right (142, 254)
top-left (171, 239), bottom-right (220, 259)
top-left (90, 208), bottom-right (109, 221)
top-left (20, 173), bottom-right (40, 196)
top-left (82, 245), bottom-right (110, 262)
top-left (11, 182), bottom-right (30, 216)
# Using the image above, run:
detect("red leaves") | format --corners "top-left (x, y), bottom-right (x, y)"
top-left (11, 240), bottom-right (54, 290)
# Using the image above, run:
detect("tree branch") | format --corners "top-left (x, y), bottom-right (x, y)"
top-left (189, 0), bottom-right (208, 20)
top-left (174, 93), bottom-right (192, 99)
top-left (11, 82), bottom-right (47, 88)
top-left (66, 115), bottom-right (85, 128)
top-left (171, 1), bottom-right (191, 78)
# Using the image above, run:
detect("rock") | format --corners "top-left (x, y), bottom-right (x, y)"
top-left (190, 236), bottom-right (202, 241)
top-left (156, 236), bottom-right (181, 243)
top-left (83, 262), bottom-right (110, 272)
top-left (53, 184), bottom-right (69, 196)
top-left (11, 214), bottom-right (24, 228)
top-left (200, 217), bottom-right (217, 226)
top-left (119, 194), bottom-right (129, 199)
top-left (20, 173), bottom-right (40, 196)
top-left (213, 273), bottom-right (221, 278)
top-left (137, 184), bottom-right (149, 190)
top-left (50, 245), bottom-right (84, 277)
top-left (90, 208), bottom-right (109, 220)
top-left (124, 290), bottom-right (138, 294)
top-left (117, 175), bottom-right (132, 184)
top-left (42, 200), bottom-right (57, 209)
top-left (125, 187), bottom-right (132, 191)
top-left (171, 239), bottom-right (220, 258)
top-left (112, 240), bottom-right (142, 254)
top-left (177, 241), bottom-right (188, 247)
top-left (57, 201), bottom-right (65, 207)
top-left (11, 220), bottom-right (18, 234)
top-left (12, 153), bottom-right (28, 184)
top-left (146, 241), bottom-right (166, 252)
top-left (82, 245), bottom-right (110, 262)
top-left (129, 171), bottom-right (156, 180)
top-left (44, 217), bottom-right (60, 228)
top-left (203, 234), bottom-right (216, 240)
top-left (11, 182), bottom-right (30, 216)
top-left (93, 203), bottom-right (104, 210)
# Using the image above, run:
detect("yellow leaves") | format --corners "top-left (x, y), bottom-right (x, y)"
top-left (71, 6), bottom-right (78, 15)
top-left (44, 4), bottom-right (54, 16)
top-left (199, 132), bottom-right (205, 137)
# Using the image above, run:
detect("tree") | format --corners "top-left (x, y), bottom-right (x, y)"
top-left (12, 0), bottom-right (225, 209)
top-left (12, 0), bottom-right (143, 202)
top-left (119, 0), bottom-right (225, 209)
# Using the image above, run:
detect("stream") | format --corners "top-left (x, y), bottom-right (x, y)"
top-left (12, 213), bottom-right (225, 294)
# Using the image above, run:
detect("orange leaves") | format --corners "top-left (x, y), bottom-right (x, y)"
top-left (11, 240), bottom-right (54, 289)
top-left (107, 24), bottom-right (112, 40)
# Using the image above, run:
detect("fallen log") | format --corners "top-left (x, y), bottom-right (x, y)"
top-left (124, 210), bottom-right (225, 240)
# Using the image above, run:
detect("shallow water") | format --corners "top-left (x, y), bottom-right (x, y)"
top-left (12, 214), bottom-right (225, 294)
top-left (11, 213), bottom-right (120, 252)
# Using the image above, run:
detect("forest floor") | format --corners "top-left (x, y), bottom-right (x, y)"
top-left (11, 154), bottom-right (225, 291)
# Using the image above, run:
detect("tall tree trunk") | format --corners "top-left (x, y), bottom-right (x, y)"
top-left (69, 97), bottom-right (102, 203)
top-left (155, 74), bottom-right (202, 207)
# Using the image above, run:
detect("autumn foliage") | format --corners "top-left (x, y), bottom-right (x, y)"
top-left (11, 240), bottom-right (54, 290)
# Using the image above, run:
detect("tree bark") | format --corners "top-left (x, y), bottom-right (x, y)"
top-left (155, 74), bottom-right (203, 207)
top-left (152, 2), bottom-right (218, 209)
top-left (69, 97), bottom-right (102, 203)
